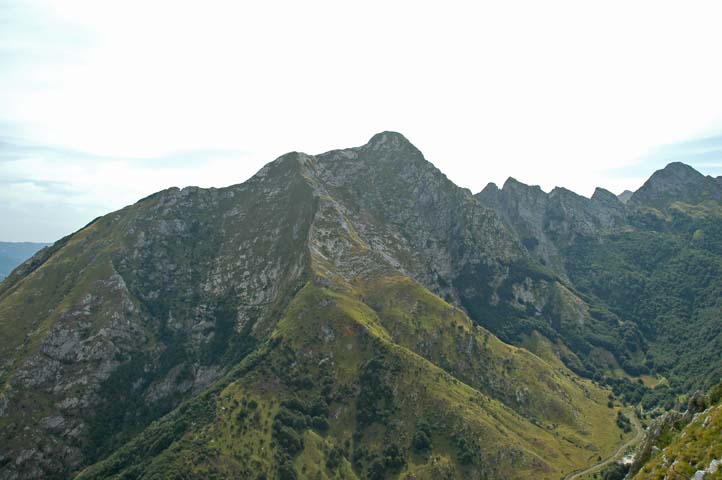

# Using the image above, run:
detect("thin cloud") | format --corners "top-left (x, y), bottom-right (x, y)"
top-left (0, 136), bottom-right (254, 241)
top-left (3, 1), bottom-right (722, 239)
top-left (606, 132), bottom-right (722, 184)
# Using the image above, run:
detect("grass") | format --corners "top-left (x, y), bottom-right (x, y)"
top-left (607, 369), bottom-right (668, 389)
top-left (633, 402), bottom-right (722, 479)
top-left (77, 276), bottom-right (627, 479)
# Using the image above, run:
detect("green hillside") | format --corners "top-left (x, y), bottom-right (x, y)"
top-left (77, 278), bottom-right (625, 480)
top-left (477, 164), bottom-right (722, 408)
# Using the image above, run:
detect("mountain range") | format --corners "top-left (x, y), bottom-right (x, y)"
top-left (0, 242), bottom-right (50, 280)
top-left (1, 132), bottom-right (721, 479)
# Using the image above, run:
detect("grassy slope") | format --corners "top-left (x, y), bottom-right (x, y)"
top-left (0, 218), bottom-right (122, 379)
top-left (77, 278), bottom-right (626, 480)
top-left (0, 159), bottom-right (317, 474)
top-left (633, 403), bottom-right (722, 479)
top-left (0, 204), bottom-right (164, 469)
top-left (0, 145), bottom-right (642, 479)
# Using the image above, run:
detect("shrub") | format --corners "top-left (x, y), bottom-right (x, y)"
top-left (455, 436), bottom-right (476, 465)
top-left (326, 446), bottom-right (343, 470)
top-left (601, 462), bottom-right (629, 480)
top-left (272, 424), bottom-right (303, 454)
top-left (278, 460), bottom-right (298, 480)
top-left (311, 416), bottom-right (329, 432)
top-left (412, 421), bottom-right (433, 453)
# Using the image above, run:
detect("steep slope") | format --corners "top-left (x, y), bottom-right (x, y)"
top-left (76, 278), bottom-right (623, 480)
top-left (0, 132), bottom-right (625, 479)
top-left (630, 162), bottom-right (722, 209)
top-left (0, 156), bottom-right (315, 477)
top-left (476, 180), bottom-right (626, 277)
top-left (476, 180), bottom-right (641, 377)
top-left (476, 162), bottom-right (722, 406)
top-left (631, 383), bottom-right (722, 480)
top-left (308, 134), bottom-right (618, 378)
top-left (565, 165), bottom-right (722, 402)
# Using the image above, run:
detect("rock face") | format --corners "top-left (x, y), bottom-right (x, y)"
top-left (476, 159), bottom-right (722, 396)
top-left (0, 155), bottom-right (315, 478)
top-left (477, 179), bottom-right (626, 277)
top-left (1, 133), bottom-right (721, 479)
top-left (0, 132), bottom-right (610, 479)
top-left (630, 162), bottom-right (722, 208)
top-left (617, 189), bottom-right (634, 204)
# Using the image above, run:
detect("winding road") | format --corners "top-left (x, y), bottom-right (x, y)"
top-left (563, 412), bottom-right (644, 480)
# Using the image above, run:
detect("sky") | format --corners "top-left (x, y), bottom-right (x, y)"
top-left (2, 1), bottom-right (722, 242)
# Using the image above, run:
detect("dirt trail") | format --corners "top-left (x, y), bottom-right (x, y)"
top-left (563, 412), bottom-right (644, 480)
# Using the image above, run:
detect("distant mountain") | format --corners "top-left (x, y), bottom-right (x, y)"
top-left (477, 161), bottom-right (722, 405)
top-left (630, 161), bottom-right (722, 208)
top-left (617, 190), bottom-right (634, 204)
top-left (1, 133), bottom-right (722, 479)
top-left (0, 242), bottom-right (51, 279)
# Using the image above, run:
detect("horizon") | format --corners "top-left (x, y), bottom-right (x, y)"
top-left (2, 131), bottom-right (722, 243)
top-left (1, 133), bottom-right (719, 243)
top-left (3, 1), bottom-right (722, 242)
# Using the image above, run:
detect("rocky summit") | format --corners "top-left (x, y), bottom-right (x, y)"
top-left (1, 132), bottom-right (722, 479)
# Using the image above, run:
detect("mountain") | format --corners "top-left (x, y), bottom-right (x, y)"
top-left (477, 180), bottom-right (626, 277)
top-left (0, 242), bottom-right (50, 280)
top-left (1, 133), bottom-right (721, 479)
top-left (476, 162), bottom-right (722, 476)
top-left (476, 161), bottom-right (722, 406)
top-left (0, 133), bottom-right (630, 479)
top-left (476, 179), bottom-right (641, 377)
top-left (629, 161), bottom-right (722, 208)
top-left (617, 190), bottom-right (634, 204)
top-left (77, 278), bottom-right (624, 480)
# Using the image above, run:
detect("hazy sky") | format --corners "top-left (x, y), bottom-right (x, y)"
top-left (2, 1), bottom-right (722, 242)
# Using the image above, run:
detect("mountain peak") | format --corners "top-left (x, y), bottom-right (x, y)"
top-left (591, 187), bottom-right (622, 205)
top-left (501, 177), bottom-right (546, 197)
top-left (662, 162), bottom-right (702, 175)
top-left (645, 162), bottom-right (704, 185)
top-left (617, 190), bottom-right (634, 204)
top-left (661, 161), bottom-right (702, 176)
top-left (364, 131), bottom-right (414, 151)
top-left (481, 181), bottom-right (499, 194)
top-left (630, 161), bottom-right (721, 207)
top-left (550, 186), bottom-right (581, 198)
top-left (476, 182), bottom-right (501, 204)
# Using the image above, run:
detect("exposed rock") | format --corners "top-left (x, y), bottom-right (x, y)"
top-left (630, 162), bottom-right (722, 208)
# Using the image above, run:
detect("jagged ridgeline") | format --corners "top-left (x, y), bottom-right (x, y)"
top-left (478, 161), bottom-right (722, 406)
top-left (0, 131), bottom-right (720, 479)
